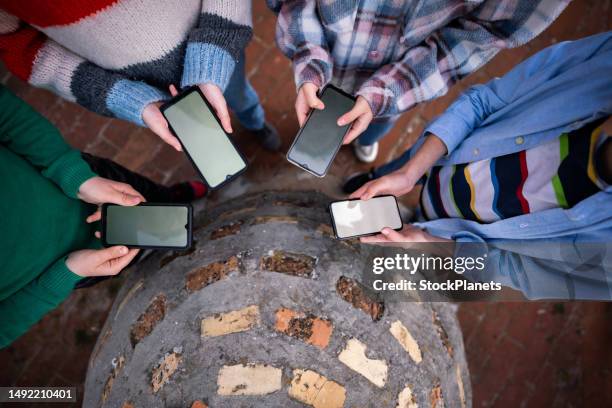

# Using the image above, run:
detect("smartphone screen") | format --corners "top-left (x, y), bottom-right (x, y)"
top-left (103, 204), bottom-right (192, 249)
top-left (330, 196), bottom-right (402, 239)
top-left (287, 85), bottom-right (355, 177)
top-left (162, 89), bottom-right (247, 189)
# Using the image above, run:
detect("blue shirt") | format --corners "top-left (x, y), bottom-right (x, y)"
top-left (411, 32), bottom-right (612, 299)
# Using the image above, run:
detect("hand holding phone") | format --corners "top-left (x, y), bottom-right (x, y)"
top-left (336, 96), bottom-right (374, 145)
top-left (142, 102), bottom-right (183, 151)
top-left (66, 246), bottom-right (140, 277)
top-left (161, 87), bottom-right (247, 190)
top-left (287, 85), bottom-right (356, 177)
top-left (329, 195), bottom-right (402, 239)
top-left (78, 176), bottom-right (144, 206)
top-left (295, 83), bottom-right (324, 127)
top-left (101, 203), bottom-right (193, 249)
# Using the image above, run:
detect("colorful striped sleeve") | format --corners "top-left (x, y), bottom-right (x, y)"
top-left (181, 0), bottom-right (254, 91)
top-left (267, 0), bottom-right (334, 90)
top-left (0, 9), bottom-right (166, 126)
top-left (356, 0), bottom-right (569, 117)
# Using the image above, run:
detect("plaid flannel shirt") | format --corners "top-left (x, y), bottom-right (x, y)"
top-left (267, 0), bottom-right (570, 118)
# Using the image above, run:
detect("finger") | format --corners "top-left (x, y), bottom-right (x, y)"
top-left (95, 231), bottom-right (101, 239)
top-left (95, 245), bottom-right (129, 265)
top-left (169, 84), bottom-right (179, 97)
top-left (157, 126), bottom-right (183, 151)
top-left (202, 86), bottom-right (233, 133)
top-left (304, 86), bottom-right (324, 110)
top-left (360, 183), bottom-right (384, 201)
top-left (86, 209), bottom-right (101, 223)
top-left (350, 184), bottom-right (375, 200)
top-left (361, 186), bottom-right (380, 201)
top-left (362, 178), bottom-right (391, 200)
top-left (215, 103), bottom-right (233, 134)
top-left (105, 248), bottom-right (140, 275)
top-left (111, 182), bottom-right (146, 203)
top-left (342, 117), bottom-right (370, 145)
top-left (103, 188), bottom-right (141, 207)
top-left (148, 107), bottom-right (182, 151)
top-left (380, 227), bottom-right (407, 242)
top-left (337, 104), bottom-right (364, 127)
top-left (360, 234), bottom-right (390, 243)
top-left (297, 112), bottom-right (306, 127)
top-left (349, 181), bottom-right (375, 199)
top-left (295, 103), bottom-right (308, 127)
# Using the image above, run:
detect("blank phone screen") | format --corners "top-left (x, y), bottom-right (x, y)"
top-left (330, 196), bottom-right (402, 239)
top-left (163, 91), bottom-right (246, 188)
top-left (288, 86), bottom-right (355, 176)
top-left (104, 205), bottom-right (190, 248)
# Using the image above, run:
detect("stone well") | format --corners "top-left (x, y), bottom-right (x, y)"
top-left (84, 191), bottom-right (471, 407)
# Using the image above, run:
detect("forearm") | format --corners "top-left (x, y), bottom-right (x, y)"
top-left (0, 16), bottom-right (164, 125)
top-left (33, 45), bottom-right (166, 125)
top-left (272, 0), bottom-right (333, 89)
top-left (399, 134), bottom-right (447, 183)
top-left (0, 258), bottom-right (81, 348)
top-left (0, 87), bottom-right (97, 197)
top-left (358, 0), bottom-right (569, 117)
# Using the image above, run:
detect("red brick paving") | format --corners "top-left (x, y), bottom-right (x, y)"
top-left (1, 1), bottom-right (611, 407)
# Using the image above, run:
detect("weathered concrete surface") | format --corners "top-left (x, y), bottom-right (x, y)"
top-left (84, 191), bottom-right (471, 407)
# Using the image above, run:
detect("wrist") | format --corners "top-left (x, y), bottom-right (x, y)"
top-left (76, 176), bottom-right (99, 202)
top-left (399, 161), bottom-right (420, 186)
top-left (39, 257), bottom-right (83, 297)
top-left (181, 43), bottom-right (236, 91)
top-left (65, 255), bottom-right (85, 278)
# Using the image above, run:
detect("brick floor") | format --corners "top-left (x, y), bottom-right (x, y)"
top-left (1, 0), bottom-right (611, 407)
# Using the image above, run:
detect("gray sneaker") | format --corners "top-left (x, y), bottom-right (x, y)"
top-left (252, 122), bottom-right (282, 151)
top-left (352, 139), bottom-right (379, 163)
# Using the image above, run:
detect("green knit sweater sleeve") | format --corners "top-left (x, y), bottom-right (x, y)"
top-left (0, 257), bottom-right (82, 348)
top-left (0, 87), bottom-right (97, 198)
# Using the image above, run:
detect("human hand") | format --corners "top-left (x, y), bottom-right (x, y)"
top-left (79, 177), bottom-right (145, 233)
top-left (360, 225), bottom-right (451, 245)
top-left (198, 83), bottom-right (233, 133)
top-left (78, 177), bottom-right (145, 206)
top-left (360, 225), bottom-right (454, 257)
top-left (350, 169), bottom-right (417, 200)
top-left (142, 102), bottom-right (182, 151)
top-left (337, 96), bottom-right (373, 144)
top-left (295, 82), bottom-right (324, 127)
top-left (66, 246), bottom-right (140, 277)
top-left (360, 224), bottom-right (455, 256)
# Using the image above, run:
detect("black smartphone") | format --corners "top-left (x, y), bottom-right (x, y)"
top-left (287, 84), bottom-right (356, 177)
top-left (329, 195), bottom-right (403, 239)
top-left (101, 203), bottom-right (193, 250)
top-left (160, 86), bottom-right (247, 190)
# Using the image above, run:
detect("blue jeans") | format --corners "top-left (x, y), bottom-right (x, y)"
top-left (357, 116), bottom-right (398, 146)
top-left (372, 148), bottom-right (413, 178)
top-left (224, 54), bottom-right (265, 131)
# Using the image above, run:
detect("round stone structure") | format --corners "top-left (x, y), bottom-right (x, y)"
top-left (84, 191), bottom-right (471, 408)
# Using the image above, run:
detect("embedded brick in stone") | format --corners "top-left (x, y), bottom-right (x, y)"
top-left (274, 308), bottom-right (332, 349)
top-left (288, 369), bottom-right (346, 408)
top-left (217, 364), bottom-right (282, 396)
top-left (201, 305), bottom-right (260, 337)
top-left (338, 338), bottom-right (388, 388)
top-left (390, 320), bottom-right (423, 364)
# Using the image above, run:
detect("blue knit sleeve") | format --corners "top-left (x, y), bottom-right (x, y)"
top-left (181, 1), bottom-right (253, 91)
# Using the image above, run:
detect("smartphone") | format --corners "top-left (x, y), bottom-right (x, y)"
top-left (329, 195), bottom-right (402, 239)
top-left (287, 84), bottom-right (356, 177)
top-left (160, 87), bottom-right (247, 190)
top-left (101, 203), bottom-right (193, 249)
